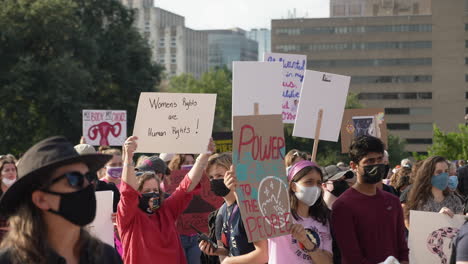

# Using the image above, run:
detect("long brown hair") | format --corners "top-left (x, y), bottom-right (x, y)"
top-left (1, 197), bottom-right (104, 264)
top-left (289, 166), bottom-right (330, 225)
top-left (168, 154), bottom-right (195, 171)
top-left (389, 167), bottom-right (411, 189)
top-left (405, 156), bottom-right (449, 219)
top-left (0, 158), bottom-right (17, 196)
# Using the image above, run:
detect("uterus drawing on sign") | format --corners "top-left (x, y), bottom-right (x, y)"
top-left (258, 176), bottom-right (290, 229)
top-left (88, 122), bottom-right (121, 146)
top-left (426, 226), bottom-right (459, 264)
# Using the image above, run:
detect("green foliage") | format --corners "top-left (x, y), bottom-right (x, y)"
top-left (386, 134), bottom-right (410, 167)
top-left (427, 124), bottom-right (468, 160)
top-left (0, 0), bottom-right (163, 154)
top-left (167, 67), bottom-right (232, 132)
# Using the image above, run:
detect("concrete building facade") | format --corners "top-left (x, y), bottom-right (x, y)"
top-left (330, 0), bottom-right (431, 17)
top-left (121, 0), bottom-right (208, 78)
top-left (273, 0), bottom-right (468, 153)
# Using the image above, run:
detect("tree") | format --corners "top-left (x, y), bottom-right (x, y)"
top-left (0, 0), bottom-right (163, 154)
top-left (427, 124), bottom-right (468, 160)
top-left (167, 67), bottom-right (232, 132)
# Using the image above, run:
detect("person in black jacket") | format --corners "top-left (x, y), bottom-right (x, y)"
top-left (0, 136), bottom-right (122, 264)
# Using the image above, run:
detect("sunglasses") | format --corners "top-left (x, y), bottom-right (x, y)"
top-left (48, 171), bottom-right (95, 189)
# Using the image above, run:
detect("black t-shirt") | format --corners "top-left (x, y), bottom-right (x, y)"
top-left (220, 202), bottom-right (255, 256)
top-left (96, 180), bottom-right (120, 212)
top-left (399, 184), bottom-right (413, 203)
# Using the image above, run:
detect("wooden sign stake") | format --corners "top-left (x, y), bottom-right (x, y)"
top-left (311, 109), bottom-right (323, 162)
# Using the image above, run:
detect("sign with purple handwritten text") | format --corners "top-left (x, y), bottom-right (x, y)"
top-left (409, 210), bottom-right (466, 264)
top-left (232, 62), bottom-right (282, 118)
top-left (233, 114), bottom-right (291, 242)
top-left (263, 53), bottom-right (307, 123)
top-left (133, 92), bottom-right (216, 153)
top-left (293, 70), bottom-right (350, 142)
top-left (82, 110), bottom-right (127, 146)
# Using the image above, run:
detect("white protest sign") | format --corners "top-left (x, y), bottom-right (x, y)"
top-left (232, 61), bottom-right (283, 118)
top-left (88, 191), bottom-right (114, 246)
top-left (82, 110), bottom-right (127, 146)
top-left (263, 52), bottom-right (306, 124)
top-left (133, 92), bottom-right (216, 153)
top-left (293, 70), bottom-right (350, 142)
top-left (409, 210), bottom-right (465, 264)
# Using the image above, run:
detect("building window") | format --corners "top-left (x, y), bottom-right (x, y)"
top-left (387, 123), bottom-right (410, 130)
top-left (466, 92), bottom-right (468, 99)
top-left (406, 138), bottom-right (433, 144)
top-left (466, 40), bottom-right (468, 48)
top-left (292, 41), bottom-right (432, 52)
top-left (276, 24), bottom-right (432, 36)
top-left (352, 75), bottom-right (432, 84)
top-left (466, 107), bottom-right (468, 114)
top-left (465, 24), bottom-right (468, 31)
top-left (309, 58), bottom-right (431, 68)
top-left (385, 108), bottom-right (410, 115)
top-left (358, 92), bottom-right (432, 100)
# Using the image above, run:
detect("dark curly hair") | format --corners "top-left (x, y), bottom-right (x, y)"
top-left (349, 135), bottom-right (385, 164)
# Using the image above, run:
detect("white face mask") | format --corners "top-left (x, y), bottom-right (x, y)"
top-left (294, 183), bottom-right (321, 206)
top-left (2, 177), bottom-right (16, 187)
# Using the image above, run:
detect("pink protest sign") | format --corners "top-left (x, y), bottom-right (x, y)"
top-left (263, 53), bottom-right (307, 124)
top-left (82, 110), bottom-right (127, 146)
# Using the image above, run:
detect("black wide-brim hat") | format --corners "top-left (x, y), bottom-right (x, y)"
top-left (0, 136), bottom-right (112, 216)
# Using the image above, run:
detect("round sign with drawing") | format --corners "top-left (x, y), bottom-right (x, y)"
top-left (257, 176), bottom-right (290, 229)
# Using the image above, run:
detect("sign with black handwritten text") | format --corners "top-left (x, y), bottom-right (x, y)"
top-left (233, 114), bottom-right (291, 243)
top-left (82, 110), bottom-right (127, 146)
top-left (293, 70), bottom-right (350, 142)
top-left (133, 92), bottom-right (216, 153)
top-left (232, 62), bottom-right (283, 118)
top-left (263, 52), bottom-right (307, 124)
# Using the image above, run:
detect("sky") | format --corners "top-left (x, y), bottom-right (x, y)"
top-left (154, 0), bottom-right (330, 31)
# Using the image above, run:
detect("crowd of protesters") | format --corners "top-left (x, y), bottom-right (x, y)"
top-left (0, 135), bottom-right (467, 264)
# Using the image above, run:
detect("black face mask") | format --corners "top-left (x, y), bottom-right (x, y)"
top-left (331, 180), bottom-right (349, 197)
top-left (138, 192), bottom-right (160, 214)
top-left (361, 164), bottom-right (387, 184)
top-left (210, 179), bottom-right (231, 197)
top-left (384, 164), bottom-right (390, 179)
top-left (44, 185), bottom-right (96, 226)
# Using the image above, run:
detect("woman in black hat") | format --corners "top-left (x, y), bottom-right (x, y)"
top-left (0, 136), bottom-right (122, 264)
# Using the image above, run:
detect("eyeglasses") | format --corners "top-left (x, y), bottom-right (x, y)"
top-left (47, 171), bottom-right (93, 189)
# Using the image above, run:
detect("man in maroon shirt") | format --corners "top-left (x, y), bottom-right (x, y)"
top-left (331, 135), bottom-right (409, 264)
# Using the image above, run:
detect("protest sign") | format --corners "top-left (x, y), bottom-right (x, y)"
top-left (409, 210), bottom-right (465, 264)
top-left (293, 70), bottom-right (350, 142)
top-left (88, 191), bottom-right (114, 247)
top-left (213, 131), bottom-right (233, 153)
top-left (82, 110), bottom-right (127, 146)
top-left (340, 109), bottom-right (387, 153)
top-left (263, 52), bottom-right (307, 123)
top-left (232, 62), bottom-right (283, 118)
top-left (133, 92), bottom-right (216, 153)
top-left (165, 170), bottom-right (224, 235)
top-left (233, 114), bottom-right (291, 242)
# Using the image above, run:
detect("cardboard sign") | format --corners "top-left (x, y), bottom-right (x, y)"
top-left (165, 170), bottom-right (224, 235)
top-left (293, 70), bottom-right (350, 142)
top-left (213, 131), bottom-right (233, 153)
top-left (263, 52), bottom-right (307, 124)
top-left (82, 110), bottom-right (127, 146)
top-left (133, 92), bottom-right (216, 153)
top-left (232, 62), bottom-right (283, 118)
top-left (340, 109), bottom-right (388, 153)
top-left (233, 114), bottom-right (291, 242)
top-left (88, 191), bottom-right (114, 246)
top-left (409, 210), bottom-right (465, 264)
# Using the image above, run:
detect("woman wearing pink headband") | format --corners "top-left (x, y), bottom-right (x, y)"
top-left (268, 160), bottom-right (333, 264)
